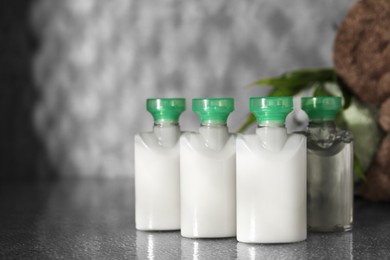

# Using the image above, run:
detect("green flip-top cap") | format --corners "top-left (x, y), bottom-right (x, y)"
top-left (147, 98), bottom-right (186, 122)
top-left (250, 96), bottom-right (293, 124)
top-left (301, 96), bottom-right (341, 120)
top-left (192, 98), bottom-right (234, 125)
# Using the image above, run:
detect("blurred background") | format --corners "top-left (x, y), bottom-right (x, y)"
top-left (1, 0), bottom-right (352, 180)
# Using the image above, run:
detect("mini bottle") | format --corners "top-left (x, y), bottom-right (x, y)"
top-left (134, 98), bottom-right (185, 230)
top-left (180, 98), bottom-right (236, 238)
top-left (301, 96), bottom-right (353, 232)
top-left (236, 96), bottom-right (307, 243)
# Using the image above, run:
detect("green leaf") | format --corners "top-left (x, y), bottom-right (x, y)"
top-left (237, 113), bottom-right (256, 133)
top-left (268, 85), bottom-right (302, 97)
top-left (354, 155), bottom-right (366, 181)
top-left (248, 68), bottom-right (337, 94)
top-left (313, 83), bottom-right (332, 96)
top-left (341, 98), bottom-right (383, 172)
top-left (283, 68), bottom-right (336, 82)
top-left (249, 78), bottom-right (305, 89)
top-left (337, 80), bottom-right (353, 109)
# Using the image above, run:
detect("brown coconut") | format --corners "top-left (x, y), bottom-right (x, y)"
top-left (334, 0), bottom-right (390, 104)
top-left (362, 134), bottom-right (390, 201)
top-left (379, 98), bottom-right (390, 132)
top-left (362, 161), bottom-right (390, 201)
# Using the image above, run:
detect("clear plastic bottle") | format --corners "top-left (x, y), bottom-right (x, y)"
top-left (134, 98), bottom-right (185, 230)
top-left (236, 97), bottom-right (307, 243)
top-left (301, 96), bottom-right (353, 232)
top-left (180, 98), bottom-right (236, 238)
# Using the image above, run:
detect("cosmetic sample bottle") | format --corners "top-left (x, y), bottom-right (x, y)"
top-left (180, 98), bottom-right (236, 238)
top-left (302, 96), bottom-right (353, 232)
top-left (134, 98), bottom-right (185, 230)
top-left (236, 96), bottom-right (307, 243)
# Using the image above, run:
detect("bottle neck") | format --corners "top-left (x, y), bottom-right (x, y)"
top-left (199, 122), bottom-right (229, 151)
top-left (308, 119), bottom-right (336, 128)
top-left (256, 122), bottom-right (287, 152)
top-left (307, 119), bottom-right (337, 145)
top-left (153, 121), bottom-right (180, 148)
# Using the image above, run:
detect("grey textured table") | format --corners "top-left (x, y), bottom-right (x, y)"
top-left (0, 179), bottom-right (389, 259)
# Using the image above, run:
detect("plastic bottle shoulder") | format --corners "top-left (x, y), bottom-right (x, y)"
top-left (180, 132), bottom-right (236, 157)
top-left (135, 131), bottom-right (180, 150)
top-left (307, 127), bottom-right (353, 151)
top-left (236, 133), bottom-right (306, 160)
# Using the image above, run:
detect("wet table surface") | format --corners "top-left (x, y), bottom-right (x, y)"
top-left (1, 179), bottom-right (390, 259)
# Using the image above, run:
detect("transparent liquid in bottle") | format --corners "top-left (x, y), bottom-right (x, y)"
top-left (307, 124), bottom-right (353, 232)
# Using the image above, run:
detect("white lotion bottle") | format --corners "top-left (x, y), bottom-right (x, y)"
top-left (134, 98), bottom-right (185, 230)
top-left (236, 96), bottom-right (307, 243)
top-left (180, 98), bottom-right (236, 238)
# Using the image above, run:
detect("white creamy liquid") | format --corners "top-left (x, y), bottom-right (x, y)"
top-left (134, 125), bottom-right (180, 230)
top-left (180, 126), bottom-right (236, 238)
top-left (236, 128), bottom-right (307, 243)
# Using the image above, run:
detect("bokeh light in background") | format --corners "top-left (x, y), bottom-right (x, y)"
top-left (32, 0), bottom-right (351, 178)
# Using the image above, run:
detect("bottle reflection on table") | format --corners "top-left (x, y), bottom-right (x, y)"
top-left (136, 231), bottom-right (181, 260)
top-left (237, 240), bottom-right (308, 260)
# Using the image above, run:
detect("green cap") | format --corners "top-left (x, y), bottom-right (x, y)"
top-left (301, 96), bottom-right (341, 120)
top-left (192, 98), bottom-right (234, 125)
top-left (250, 96), bottom-right (293, 124)
top-left (147, 98), bottom-right (186, 122)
